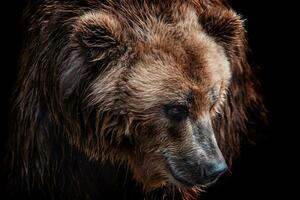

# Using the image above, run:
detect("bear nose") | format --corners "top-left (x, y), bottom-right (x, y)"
top-left (201, 161), bottom-right (228, 184)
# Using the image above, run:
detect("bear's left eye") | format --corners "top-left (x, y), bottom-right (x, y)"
top-left (210, 85), bottom-right (220, 109)
top-left (164, 104), bottom-right (188, 121)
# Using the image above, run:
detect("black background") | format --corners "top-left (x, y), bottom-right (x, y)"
top-left (0, 0), bottom-right (297, 199)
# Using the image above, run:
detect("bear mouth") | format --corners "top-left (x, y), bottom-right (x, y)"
top-left (163, 156), bottom-right (222, 188)
top-left (163, 158), bottom-right (198, 187)
top-left (167, 163), bottom-right (221, 188)
top-left (167, 165), bottom-right (198, 187)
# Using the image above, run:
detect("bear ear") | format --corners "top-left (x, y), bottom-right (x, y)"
top-left (199, 8), bottom-right (244, 52)
top-left (73, 12), bottom-right (127, 63)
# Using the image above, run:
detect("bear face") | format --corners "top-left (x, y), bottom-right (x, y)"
top-left (69, 1), bottom-right (240, 191)
top-left (7, 0), bottom-right (262, 199)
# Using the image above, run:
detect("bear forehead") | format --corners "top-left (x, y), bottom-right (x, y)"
top-left (132, 29), bottom-right (231, 86)
top-left (114, 3), bottom-right (232, 88)
top-left (81, 2), bottom-right (232, 104)
top-left (78, 2), bottom-right (231, 83)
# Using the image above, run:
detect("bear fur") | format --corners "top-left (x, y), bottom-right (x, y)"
top-left (3, 0), bottom-right (263, 199)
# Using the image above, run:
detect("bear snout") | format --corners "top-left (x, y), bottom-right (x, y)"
top-left (166, 154), bottom-right (228, 186)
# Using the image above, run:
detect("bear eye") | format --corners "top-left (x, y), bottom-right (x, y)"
top-left (164, 104), bottom-right (188, 121)
top-left (210, 85), bottom-right (220, 109)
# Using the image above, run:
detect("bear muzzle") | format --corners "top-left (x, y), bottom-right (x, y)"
top-left (164, 118), bottom-right (228, 187)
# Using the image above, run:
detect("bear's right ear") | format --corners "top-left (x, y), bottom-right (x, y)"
top-left (73, 12), bottom-right (127, 63)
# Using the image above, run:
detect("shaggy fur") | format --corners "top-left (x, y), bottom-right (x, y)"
top-left (4, 0), bottom-right (263, 199)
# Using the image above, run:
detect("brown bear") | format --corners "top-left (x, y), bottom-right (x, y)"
top-left (4, 0), bottom-right (263, 199)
